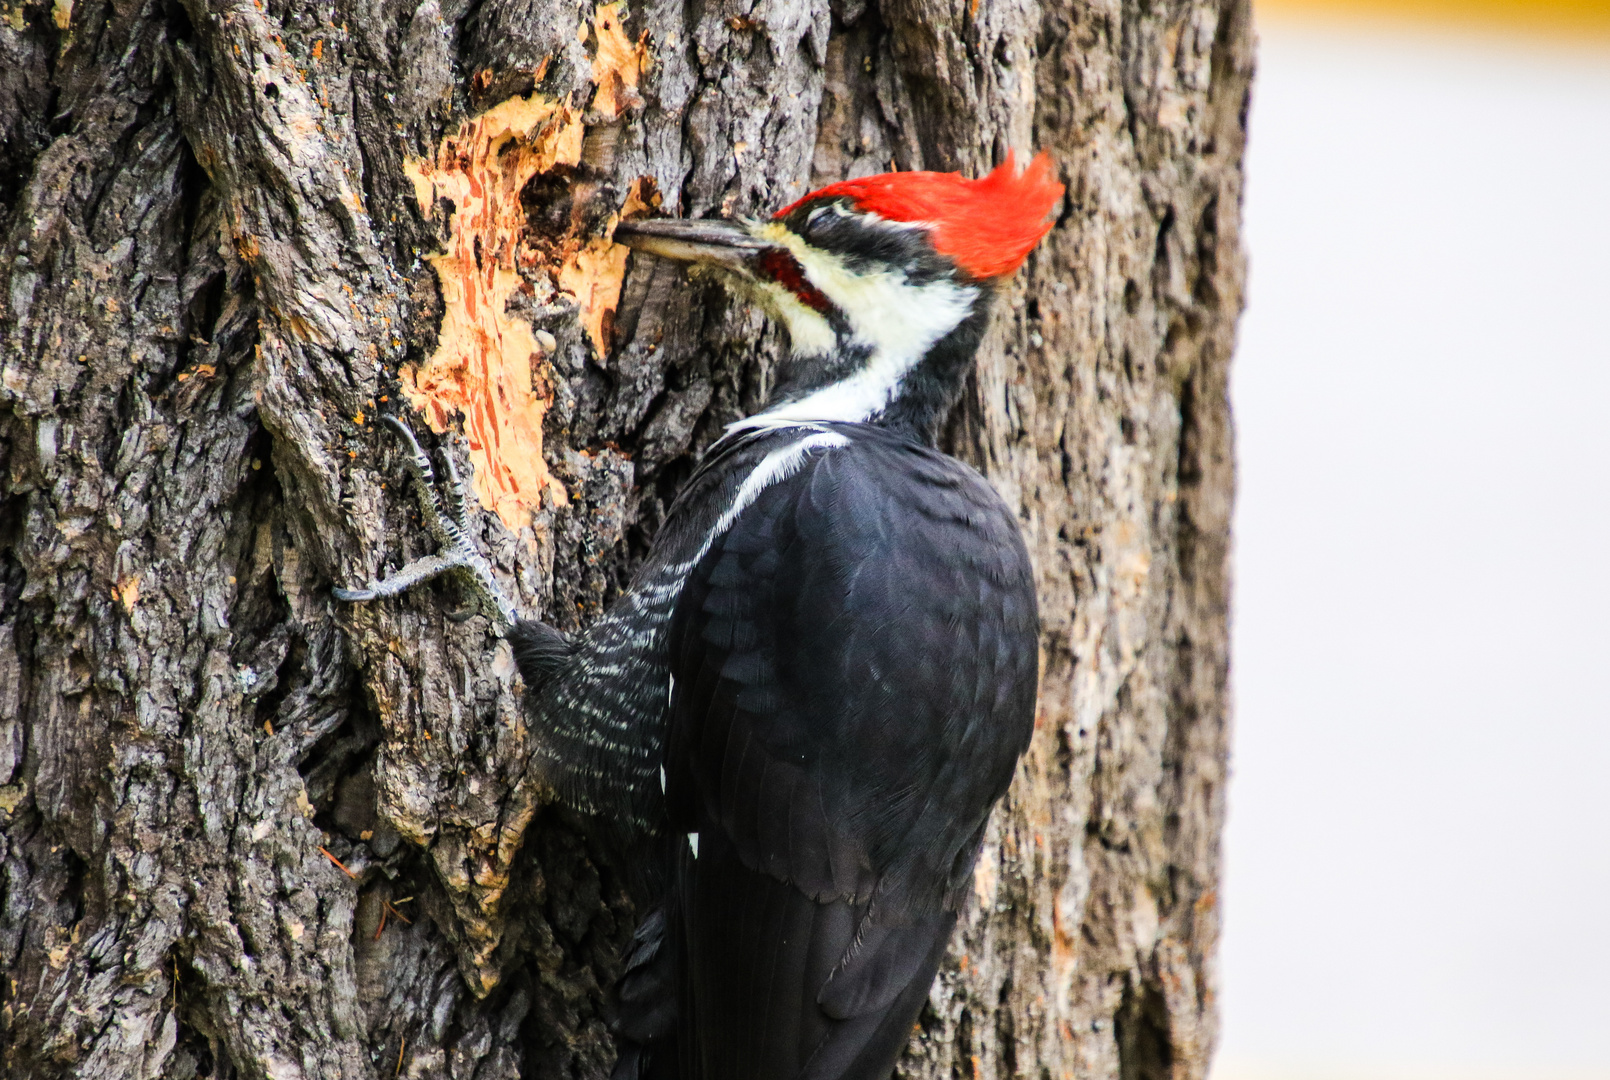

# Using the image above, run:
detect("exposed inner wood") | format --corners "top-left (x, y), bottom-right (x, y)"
top-left (401, 94), bottom-right (581, 528)
top-left (400, 3), bottom-right (648, 531)
top-left (589, 1), bottom-right (650, 118)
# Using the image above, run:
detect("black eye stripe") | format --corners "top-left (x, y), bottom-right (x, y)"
top-left (779, 199), bottom-right (957, 285)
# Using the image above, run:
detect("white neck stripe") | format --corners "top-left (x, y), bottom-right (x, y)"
top-left (736, 222), bottom-right (977, 430)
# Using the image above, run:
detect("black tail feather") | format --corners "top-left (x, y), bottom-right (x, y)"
top-left (612, 901), bottom-right (682, 1080)
top-left (679, 828), bottom-right (951, 1080)
top-left (508, 619), bottom-right (576, 693)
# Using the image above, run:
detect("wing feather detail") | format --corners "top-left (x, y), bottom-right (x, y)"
top-left (666, 424), bottom-right (1038, 1079)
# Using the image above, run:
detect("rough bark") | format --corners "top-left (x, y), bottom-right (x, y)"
top-left (0, 0), bottom-right (1248, 1075)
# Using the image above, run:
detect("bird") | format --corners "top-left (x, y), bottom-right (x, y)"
top-left (337, 151), bottom-right (1061, 1080)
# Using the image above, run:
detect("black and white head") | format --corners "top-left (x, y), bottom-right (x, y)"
top-left (615, 153), bottom-right (1063, 444)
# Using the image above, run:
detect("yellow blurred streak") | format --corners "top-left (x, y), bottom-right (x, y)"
top-left (1256, 0), bottom-right (1610, 41)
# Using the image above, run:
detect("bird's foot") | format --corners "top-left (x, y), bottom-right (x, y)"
top-left (334, 416), bottom-right (518, 635)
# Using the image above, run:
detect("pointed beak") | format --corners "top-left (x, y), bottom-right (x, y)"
top-left (612, 218), bottom-right (772, 276)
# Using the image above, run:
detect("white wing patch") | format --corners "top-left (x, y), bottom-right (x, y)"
top-left (704, 430), bottom-right (851, 554)
top-left (636, 427), bottom-right (849, 609)
top-left (656, 429), bottom-right (848, 833)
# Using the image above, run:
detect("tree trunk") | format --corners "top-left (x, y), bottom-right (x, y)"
top-left (0, 0), bottom-right (1247, 1074)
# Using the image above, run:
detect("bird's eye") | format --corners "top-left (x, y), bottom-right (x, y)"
top-left (798, 199), bottom-right (853, 242)
top-left (758, 249), bottom-right (833, 314)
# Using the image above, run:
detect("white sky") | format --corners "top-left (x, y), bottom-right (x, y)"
top-left (1213, 17), bottom-right (1610, 1080)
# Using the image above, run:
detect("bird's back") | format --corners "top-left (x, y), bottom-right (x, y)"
top-left (619, 422), bottom-right (1039, 1080)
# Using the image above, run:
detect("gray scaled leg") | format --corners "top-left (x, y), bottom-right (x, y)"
top-left (334, 416), bottom-right (518, 634)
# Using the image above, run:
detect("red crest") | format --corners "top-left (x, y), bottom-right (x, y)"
top-left (775, 151), bottom-right (1064, 280)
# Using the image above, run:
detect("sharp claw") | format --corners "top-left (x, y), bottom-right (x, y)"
top-left (438, 437), bottom-right (473, 532)
top-left (382, 413), bottom-right (421, 447)
top-left (332, 416), bottom-right (520, 634)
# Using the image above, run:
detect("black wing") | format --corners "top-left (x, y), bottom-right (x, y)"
top-left (663, 427), bottom-right (1038, 1080)
top-left (512, 427), bottom-right (798, 841)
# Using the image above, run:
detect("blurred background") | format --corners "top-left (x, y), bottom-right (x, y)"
top-left (1212, 3), bottom-right (1610, 1080)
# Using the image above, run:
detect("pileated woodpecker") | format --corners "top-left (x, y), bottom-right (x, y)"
top-left (338, 153), bottom-right (1062, 1080)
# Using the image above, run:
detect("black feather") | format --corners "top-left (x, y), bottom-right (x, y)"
top-left (513, 418), bottom-right (1036, 1080)
top-left (662, 424), bottom-right (1038, 1080)
top-left (508, 619), bottom-right (576, 694)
